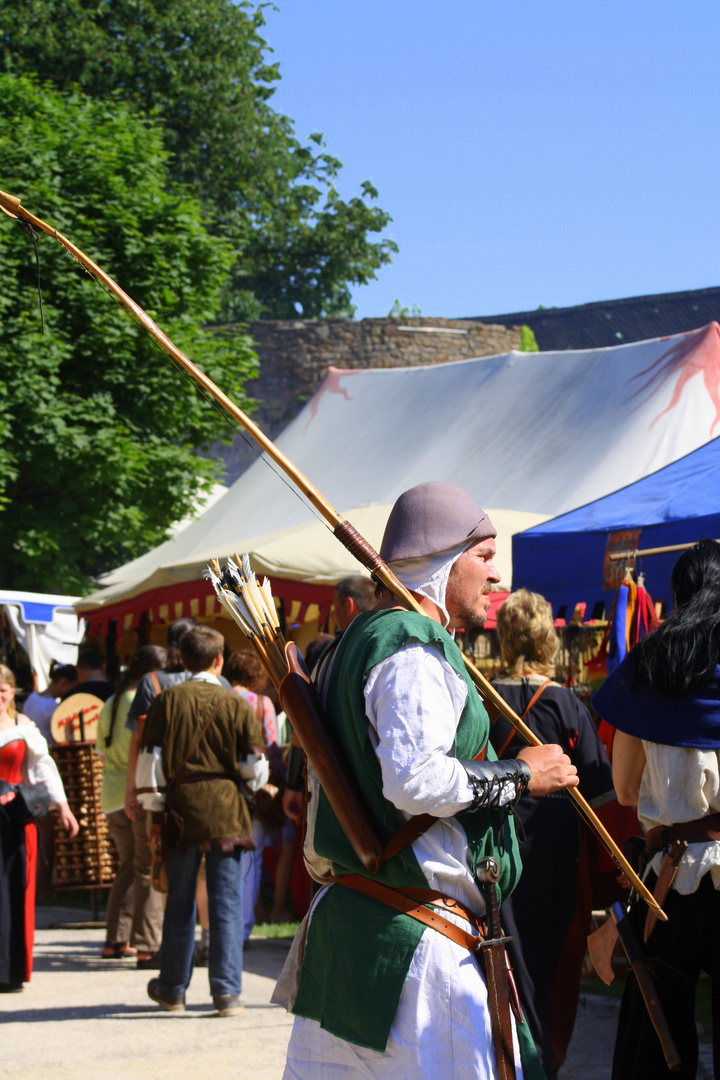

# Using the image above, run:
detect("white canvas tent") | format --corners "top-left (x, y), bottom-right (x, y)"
top-left (79, 504), bottom-right (547, 637)
top-left (1, 591), bottom-right (84, 689)
top-left (77, 322), bottom-right (720, 636)
top-left (245, 506), bottom-right (546, 591)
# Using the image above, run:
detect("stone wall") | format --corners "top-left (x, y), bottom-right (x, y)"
top-left (216, 316), bottom-right (522, 482)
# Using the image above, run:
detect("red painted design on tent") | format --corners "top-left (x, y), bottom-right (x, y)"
top-left (628, 322), bottom-right (720, 435)
top-left (305, 367), bottom-right (360, 431)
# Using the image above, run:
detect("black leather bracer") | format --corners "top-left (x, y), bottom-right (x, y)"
top-left (461, 758), bottom-right (531, 812)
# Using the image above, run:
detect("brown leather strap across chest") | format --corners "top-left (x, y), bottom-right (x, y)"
top-left (377, 743), bottom-right (490, 864)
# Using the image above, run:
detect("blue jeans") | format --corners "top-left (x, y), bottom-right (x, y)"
top-left (160, 844), bottom-right (244, 999)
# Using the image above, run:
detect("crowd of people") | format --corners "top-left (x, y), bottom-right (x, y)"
top-left (2, 485), bottom-right (719, 1079)
top-left (0, 623), bottom-right (308, 1006)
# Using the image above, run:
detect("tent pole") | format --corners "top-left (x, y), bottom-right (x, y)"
top-left (609, 538), bottom-right (720, 561)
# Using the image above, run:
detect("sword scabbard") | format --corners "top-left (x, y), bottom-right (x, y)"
top-left (611, 903), bottom-right (682, 1073)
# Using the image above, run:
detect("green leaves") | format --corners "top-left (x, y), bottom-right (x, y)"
top-left (0, 1), bottom-right (398, 591)
top-left (0, 72), bottom-right (257, 591)
top-left (519, 325), bottom-right (540, 352)
top-left (0, 0), bottom-right (396, 319)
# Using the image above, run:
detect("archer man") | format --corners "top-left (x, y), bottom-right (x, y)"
top-left (275, 481), bottom-right (578, 1080)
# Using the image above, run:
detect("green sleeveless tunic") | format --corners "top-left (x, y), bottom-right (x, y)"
top-left (293, 609), bottom-right (530, 1056)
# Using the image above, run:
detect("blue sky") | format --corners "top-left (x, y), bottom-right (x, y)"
top-left (262, 1), bottom-right (720, 320)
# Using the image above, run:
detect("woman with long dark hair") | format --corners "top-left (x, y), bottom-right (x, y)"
top-left (594, 538), bottom-right (720, 1080)
top-left (95, 645), bottom-right (167, 960)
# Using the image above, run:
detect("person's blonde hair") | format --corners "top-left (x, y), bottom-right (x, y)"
top-left (496, 589), bottom-right (559, 678)
top-left (0, 664), bottom-right (17, 718)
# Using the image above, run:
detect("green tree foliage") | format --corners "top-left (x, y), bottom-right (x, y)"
top-left (0, 73), bottom-right (258, 592)
top-left (1, 0), bottom-right (397, 319)
top-left (388, 300), bottom-right (423, 318)
top-left (519, 325), bottom-right (539, 352)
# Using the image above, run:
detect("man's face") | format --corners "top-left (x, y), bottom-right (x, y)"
top-left (331, 590), bottom-right (354, 632)
top-left (444, 537), bottom-right (501, 630)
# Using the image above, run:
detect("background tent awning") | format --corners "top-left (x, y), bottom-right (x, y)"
top-left (0, 590), bottom-right (84, 690)
top-left (78, 322), bottom-right (720, 628)
top-left (511, 436), bottom-right (720, 614)
top-left (79, 505), bottom-right (548, 636)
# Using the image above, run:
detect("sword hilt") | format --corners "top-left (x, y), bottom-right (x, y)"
top-left (476, 856), bottom-right (501, 937)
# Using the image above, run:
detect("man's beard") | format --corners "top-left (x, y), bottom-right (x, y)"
top-left (452, 603), bottom-right (488, 631)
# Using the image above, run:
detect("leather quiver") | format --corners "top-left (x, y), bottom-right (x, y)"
top-left (279, 641), bottom-right (384, 873)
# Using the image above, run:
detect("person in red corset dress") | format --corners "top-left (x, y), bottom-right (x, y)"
top-left (0, 664), bottom-right (78, 991)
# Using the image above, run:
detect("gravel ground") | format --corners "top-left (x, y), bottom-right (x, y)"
top-left (0, 907), bottom-right (711, 1079)
top-left (0, 907), bottom-right (293, 1080)
top-left (559, 987), bottom-right (713, 1080)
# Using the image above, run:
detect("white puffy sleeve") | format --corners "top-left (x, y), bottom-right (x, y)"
top-left (19, 722), bottom-right (68, 806)
top-left (363, 642), bottom-right (477, 817)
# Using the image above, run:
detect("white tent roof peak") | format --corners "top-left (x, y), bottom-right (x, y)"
top-left (81, 323), bottom-right (720, 613)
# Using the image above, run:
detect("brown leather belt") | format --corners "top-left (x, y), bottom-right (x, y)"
top-left (197, 834), bottom-right (254, 853)
top-left (331, 873), bottom-right (485, 951)
top-left (173, 772), bottom-right (235, 785)
top-left (645, 813), bottom-right (720, 855)
top-left (333, 872), bottom-right (520, 1079)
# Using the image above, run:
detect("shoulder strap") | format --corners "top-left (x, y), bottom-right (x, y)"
top-left (136, 670), bottom-right (164, 741)
top-left (166, 690), bottom-right (230, 789)
top-left (379, 813), bottom-right (437, 865)
top-left (313, 635), bottom-right (342, 696)
top-left (496, 678), bottom-right (551, 759)
top-left (378, 731), bottom-right (493, 863)
top-left (254, 694), bottom-right (264, 722)
top-left (521, 678), bottom-right (552, 720)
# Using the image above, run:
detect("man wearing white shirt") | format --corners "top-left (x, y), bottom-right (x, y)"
top-left (22, 664), bottom-right (78, 742)
top-left (281, 482), bottom-right (577, 1080)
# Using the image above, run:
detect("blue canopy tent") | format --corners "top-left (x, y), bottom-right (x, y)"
top-left (512, 438), bottom-right (720, 618)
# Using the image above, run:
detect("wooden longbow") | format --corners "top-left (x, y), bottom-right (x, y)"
top-left (0, 187), bottom-right (665, 921)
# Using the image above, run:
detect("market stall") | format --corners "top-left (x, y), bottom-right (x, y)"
top-left (0, 590), bottom-right (84, 690)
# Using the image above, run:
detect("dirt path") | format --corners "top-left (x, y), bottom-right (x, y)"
top-left (1, 907), bottom-right (710, 1079)
top-left (0, 908), bottom-right (293, 1080)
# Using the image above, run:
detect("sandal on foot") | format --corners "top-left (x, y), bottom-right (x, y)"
top-left (102, 941), bottom-right (137, 959)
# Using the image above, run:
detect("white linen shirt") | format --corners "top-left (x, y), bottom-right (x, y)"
top-left (305, 640), bottom-right (518, 916)
top-left (364, 642), bottom-right (518, 915)
top-left (0, 720), bottom-right (67, 805)
top-left (639, 741), bottom-right (720, 893)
